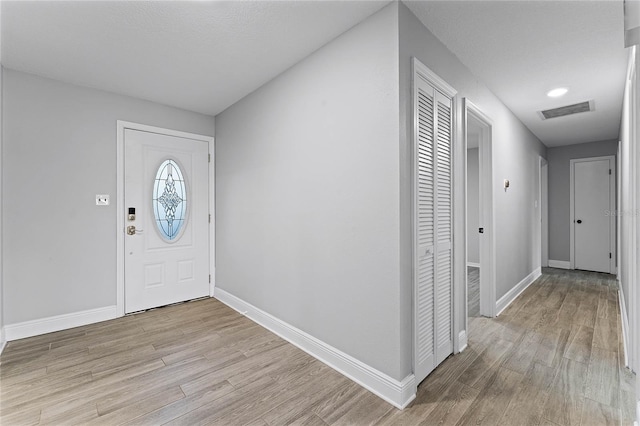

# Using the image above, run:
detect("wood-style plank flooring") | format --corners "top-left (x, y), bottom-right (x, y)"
top-left (0, 268), bottom-right (635, 425)
top-left (468, 266), bottom-right (480, 318)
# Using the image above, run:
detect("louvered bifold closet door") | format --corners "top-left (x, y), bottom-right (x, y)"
top-left (434, 92), bottom-right (453, 365)
top-left (415, 81), bottom-right (436, 381)
top-left (414, 75), bottom-right (454, 385)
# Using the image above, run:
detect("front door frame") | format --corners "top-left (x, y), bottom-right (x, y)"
top-left (569, 155), bottom-right (616, 274)
top-left (116, 121), bottom-right (215, 317)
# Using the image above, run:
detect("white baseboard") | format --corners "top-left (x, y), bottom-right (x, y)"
top-left (548, 260), bottom-right (570, 269)
top-left (619, 287), bottom-right (630, 368)
top-left (458, 330), bottom-right (467, 352)
top-left (4, 306), bottom-right (118, 341)
top-left (496, 267), bottom-right (542, 316)
top-left (214, 288), bottom-right (416, 409)
top-left (0, 327), bottom-right (6, 355)
top-left (466, 262), bottom-right (480, 268)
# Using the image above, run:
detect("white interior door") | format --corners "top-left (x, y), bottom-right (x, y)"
top-left (414, 62), bottom-right (454, 385)
top-left (573, 157), bottom-right (614, 273)
top-left (434, 90), bottom-right (453, 366)
top-left (124, 129), bottom-right (209, 313)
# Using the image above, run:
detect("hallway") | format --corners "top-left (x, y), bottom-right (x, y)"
top-left (383, 268), bottom-right (635, 425)
top-left (0, 269), bottom-right (634, 425)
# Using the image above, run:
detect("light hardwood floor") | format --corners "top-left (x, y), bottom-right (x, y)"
top-left (0, 268), bottom-right (635, 425)
top-left (467, 266), bottom-right (480, 318)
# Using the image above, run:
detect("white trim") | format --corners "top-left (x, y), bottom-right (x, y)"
top-left (540, 157), bottom-right (549, 268)
top-left (0, 328), bottom-right (6, 355)
top-left (569, 155), bottom-right (616, 273)
top-left (209, 136), bottom-right (216, 297)
top-left (214, 287), bottom-right (416, 409)
top-left (463, 99), bottom-right (496, 320)
top-left (413, 57), bottom-right (457, 98)
top-left (620, 287), bottom-right (630, 368)
top-left (458, 330), bottom-right (468, 352)
top-left (4, 306), bottom-right (117, 341)
top-left (466, 262), bottom-right (480, 268)
top-left (116, 121), bottom-right (214, 316)
top-left (617, 141), bottom-right (622, 281)
top-left (496, 268), bottom-right (542, 316)
top-left (548, 260), bottom-right (571, 269)
top-left (453, 91), bottom-right (463, 355)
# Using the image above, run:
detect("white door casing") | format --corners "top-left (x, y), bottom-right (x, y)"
top-left (413, 58), bottom-right (455, 385)
top-left (116, 122), bottom-right (214, 316)
top-left (541, 158), bottom-right (549, 268)
top-left (570, 156), bottom-right (616, 274)
top-left (463, 99), bottom-right (495, 319)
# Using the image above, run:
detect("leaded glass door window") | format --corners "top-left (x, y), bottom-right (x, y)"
top-left (153, 159), bottom-right (188, 241)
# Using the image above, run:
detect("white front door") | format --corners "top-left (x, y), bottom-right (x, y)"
top-left (573, 157), bottom-right (614, 273)
top-left (124, 129), bottom-right (209, 313)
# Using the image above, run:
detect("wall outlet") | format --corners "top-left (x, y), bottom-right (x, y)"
top-left (96, 194), bottom-right (110, 206)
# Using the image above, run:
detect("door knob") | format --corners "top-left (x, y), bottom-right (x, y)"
top-left (127, 226), bottom-right (144, 235)
top-left (576, 220), bottom-right (582, 224)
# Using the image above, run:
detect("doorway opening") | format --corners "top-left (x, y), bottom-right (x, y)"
top-left (466, 116), bottom-right (481, 318)
top-left (464, 99), bottom-right (495, 325)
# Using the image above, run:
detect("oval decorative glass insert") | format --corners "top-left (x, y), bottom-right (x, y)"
top-left (153, 159), bottom-right (187, 241)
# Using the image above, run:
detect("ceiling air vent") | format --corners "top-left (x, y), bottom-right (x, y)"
top-left (538, 100), bottom-right (595, 120)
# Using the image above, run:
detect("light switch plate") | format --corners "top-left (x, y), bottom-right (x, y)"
top-left (96, 194), bottom-right (110, 206)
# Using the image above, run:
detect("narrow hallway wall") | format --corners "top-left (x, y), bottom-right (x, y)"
top-left (547, 139), bottom-right (618, 264)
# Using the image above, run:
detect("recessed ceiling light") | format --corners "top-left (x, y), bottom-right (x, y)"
top-left (547, 87), bottom-right (568, 98)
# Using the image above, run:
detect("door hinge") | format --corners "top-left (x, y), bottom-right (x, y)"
top-left (209, 214), bottom-right (211, 223)
top-left (209, 274), bottom-right (211, 283)
top-left (609, 169), bottom-right (611, 175)
top-left (208, 153), bottom-right (211, 163)
top-left (609, 253), bottom-right (612, 259)
top-left (479, 227), bottom-right (484, 234)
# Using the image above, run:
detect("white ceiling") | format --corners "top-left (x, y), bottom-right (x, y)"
top-left (1, 1), bottom-right (630, 147)
top-left (1, 0), bottom-right (388, 117)
top-left (405, 0), bottom-right (629, 147)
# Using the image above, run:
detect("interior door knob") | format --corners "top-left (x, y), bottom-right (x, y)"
top-left (576, 220), bottom-right (582, 224)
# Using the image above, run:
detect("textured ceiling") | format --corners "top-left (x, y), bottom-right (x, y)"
top-left (405, 0), bottom-right (628, 147)
top-left (1, 1), bottom-right (629, 147)
top-left (1, 0), bottom-right (389, 116)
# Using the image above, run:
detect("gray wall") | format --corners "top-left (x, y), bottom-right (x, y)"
top-left (467, 148), bottom-right (479, 264)
top-left (2, 69), bottom-right (215, 325)
top-left (398, 2), bottom-right (547, 344)
top-left (215, 4), bottom-right (403, 379)
top-left (216, 1), bottom-right (549, 383)
top-left (0, 64), bottom-right (3, 346)
top-left (547, 139), bottom-right (618, 262)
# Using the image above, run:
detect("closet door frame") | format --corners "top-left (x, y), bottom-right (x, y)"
top-left (412, 57), bottom-right (460, 384)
